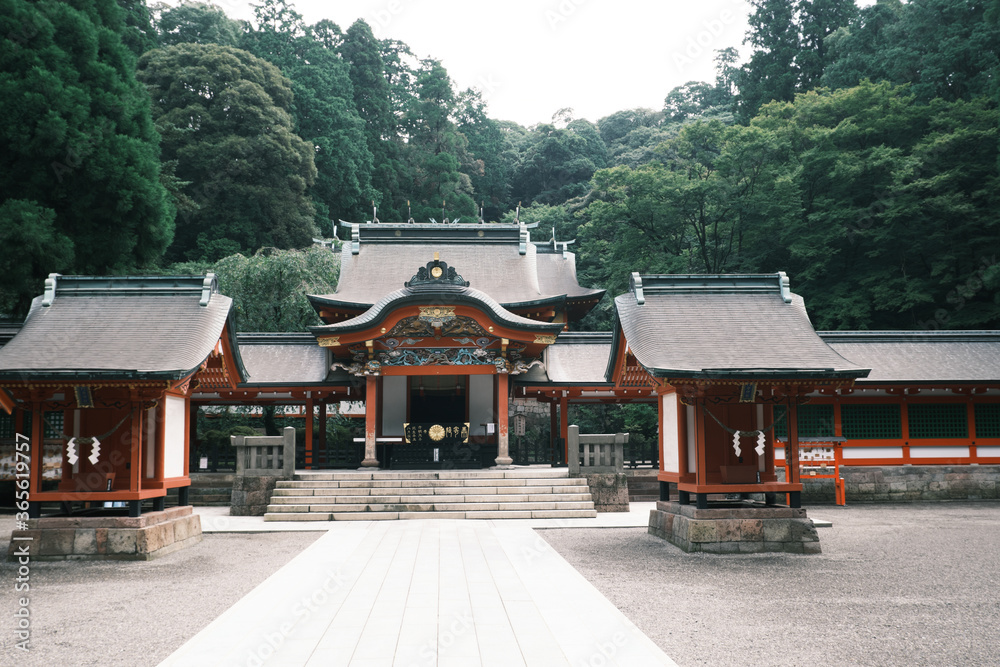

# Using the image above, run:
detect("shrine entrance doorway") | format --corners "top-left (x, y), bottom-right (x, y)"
top-left (392, 375), bottom-right (485, 469)
top-left (409, 375), bottom-right (466, 424)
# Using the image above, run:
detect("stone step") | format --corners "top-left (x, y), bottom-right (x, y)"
top-left (262, 508), bottom-right (598, 522)
top-left (264, 468), bottom-right (597, 521)
top-left (271, 485), bottom-right (589, 497)
top-left (290, 469), bottom-right (572, 481)
top-left (266, 501), bottom-right (595, 513)
top-left (279, 478), bottom-right (588, 489)
top-left (267, 493), bottom-right (594, 508)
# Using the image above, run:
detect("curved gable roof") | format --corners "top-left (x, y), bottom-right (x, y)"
top-left (613, 273), bottom-right (869, 380)
top-left (311, 223), bottom-right (601, 312)
top-left (0, 274), bottom-right (245, 381)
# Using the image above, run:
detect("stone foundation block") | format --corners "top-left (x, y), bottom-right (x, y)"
top-left (782, 465), bottom-right (1000, 504)
top-left (7, 506), bottom-right (202, 561)
top-left (649, 501), bottom-right (821, 554)
top-left (230, 476), bottom-right (281, 516)
top-left (73, 529), bottom-right (97, 555)
top-left (582, 473), bottom-right (629, 512)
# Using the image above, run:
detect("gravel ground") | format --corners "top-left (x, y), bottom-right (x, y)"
top-left (1, 503), bottom-right (998, 667)
top-left (541, 502), bottom-right (1000, 667)
top-left (0, 515), bottom-right (321, 667)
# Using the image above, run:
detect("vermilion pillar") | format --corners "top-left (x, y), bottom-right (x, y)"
top-left (494, 372), bottom-right (512, 467)
top-left (304, 396), bottom-right (314, 469)
top-left (559, 393), bottom-right (569, 461)
top-left (361, 376), bottom-right (380, 468)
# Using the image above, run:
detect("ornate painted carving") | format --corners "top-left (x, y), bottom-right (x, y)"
top-left (407, 260), bottom-right (470, 288)
top-left (418, 306), bottom-right (456, 320)
top-left (386, 315), bottom-right (488, 339)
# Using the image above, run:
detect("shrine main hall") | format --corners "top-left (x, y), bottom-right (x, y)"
top-left (1, 221), bottom-right (999, 542)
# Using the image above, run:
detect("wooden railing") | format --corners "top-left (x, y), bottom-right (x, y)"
top-left (567, 425), bottom-right (628, 475)
top-left (231, 426), bottom-right (295, 478)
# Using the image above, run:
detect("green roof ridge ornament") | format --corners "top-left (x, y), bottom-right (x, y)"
top-left (778, 271), bottom-right (792, 304)
top-left (42, 273), bottom-right (60, 307)
top-left (200, 273), bottom-right (216, 307)
top-left (338, 221), bottom-right (361, 254)
top-left (631, 272), bottom-right (645, 305)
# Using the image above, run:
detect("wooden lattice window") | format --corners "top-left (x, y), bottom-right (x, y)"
top-left (43, 411), bottom-right (64, 439)
top-left (773, 404), bottom-right (835, 439)
top-left (908, 403), bottom-right (968, 439)
top-left (974, 403), bottom-right (1000, 438)
top-left (842, 404), bottom-right (902, 440)
top-left (0, 412), bottom-right (13, 439)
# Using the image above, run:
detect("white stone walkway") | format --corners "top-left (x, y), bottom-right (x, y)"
top-left (159, 518), bottom-right (675, 667)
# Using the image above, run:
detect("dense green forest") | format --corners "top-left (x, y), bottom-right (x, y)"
top-left (2, 0), bottom-right (999, 332)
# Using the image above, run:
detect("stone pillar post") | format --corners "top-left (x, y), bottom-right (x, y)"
top-left (494, 372), bottom-right (512, 467)
top-left (361, 375), bottom-right (380, 468)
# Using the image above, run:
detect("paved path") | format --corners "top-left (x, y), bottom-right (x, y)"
top-left (159, 517), bottom-right (675, 667)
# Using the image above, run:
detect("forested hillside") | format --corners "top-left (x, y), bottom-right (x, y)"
top-left (1, 0), bottom-right (998, 331)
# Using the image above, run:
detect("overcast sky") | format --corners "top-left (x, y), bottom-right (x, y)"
top-left (171, 1), bottom-right (872, 127)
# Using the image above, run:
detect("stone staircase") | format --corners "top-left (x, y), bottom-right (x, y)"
top-left (264, 468), bottom-right (597, 521)
top-left (167, 473), bottom-right (234, 506)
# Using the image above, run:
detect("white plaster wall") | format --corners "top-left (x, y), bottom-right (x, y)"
top-left (662, 393), bottom-right (679, 473)
top-left (163, 396), bottom-right (186, 479)
top-left (842, 446), bottom-right (904, 460)
top-left (910, 446), bottom-right (970, 459)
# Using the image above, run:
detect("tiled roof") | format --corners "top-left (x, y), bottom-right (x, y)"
top-left (310, 223), bottom-right (600, 311)
top-left (518, 332), bottom-right (613, 384)
top-left (312, 282), bottom-right (564, 337)
top-left (0, 322), bottom-right (21, 349)
top-left (614, 273), bottom-right (869, 380)
top-left (0, 275), bottom-right (242, 380)
top-left (237, 333), bottom-right (329, 385)
top-left (534, 245), bottom-right (605, 302)
top-left (821, 331), bottom-right (1000, 383)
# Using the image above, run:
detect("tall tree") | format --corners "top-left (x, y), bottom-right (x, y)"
top-left (0, 0), bottom-right (174, 314)
top-left (752, 81), bottom-right (1000, 329)
top-left (511, 120), bottom-right (609, 206)
top-left (736, 0), bottom-right (800, 122)
top-left (117, 0), bottom-right (158, 56)
top-left (578, 120), bottom-right (798, 309)
top-left (404, 59), bottom-right (477, 221)
top-left (341, 19), bottom-right (404, 220)
top-left (795, 0), bottom-right (858, 90)
top-left (155, 1), bottom-right (243, 47)
top-left (822, 0), bottom-right (1000, 103)
top-left (137, 43), bottom-right (317, 261)
top-left (213, 246), bottom-right (339, 332)
top-left (241, 0), bottom-right (374, 225)
top-left (456, 88), bottom-right (514, 219)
